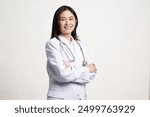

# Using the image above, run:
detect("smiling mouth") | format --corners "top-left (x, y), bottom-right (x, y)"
top-left (64, 26), bottom-right (72, 30)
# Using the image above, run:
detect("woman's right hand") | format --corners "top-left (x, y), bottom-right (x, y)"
top-left (87, 63), bottom-right (97, 73)
top-left (63, 60), bottom-right (70, 69)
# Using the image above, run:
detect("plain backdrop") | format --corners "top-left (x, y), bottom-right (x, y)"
top-left (0, 0), bottom-right (150, 100)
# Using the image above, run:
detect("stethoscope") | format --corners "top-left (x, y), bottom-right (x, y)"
top-left (57, 38), bottom-right (88, 66)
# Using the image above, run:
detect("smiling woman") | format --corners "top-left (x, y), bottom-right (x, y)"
top-left (59, 10), bottom-right (76, 40)
top-left (0, 0), bottom-right (149, 100)
top-left (51, 5), bottom-right (79, 41)
top-left (45, 5), bottom-right (97, 100)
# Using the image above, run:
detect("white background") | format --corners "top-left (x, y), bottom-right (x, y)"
top-left (0, 0), bottom-right (149, 99)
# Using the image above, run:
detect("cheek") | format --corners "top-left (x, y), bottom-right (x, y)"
top-left (59, 23), bottom-right (65, 32)
top-left (73, 21), bottom-right (76, 27)
top-left (59, 22), bottom-right (64, 28)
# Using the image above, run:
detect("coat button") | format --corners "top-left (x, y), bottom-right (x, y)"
top-left (79, 98), bottom-right (81, 100)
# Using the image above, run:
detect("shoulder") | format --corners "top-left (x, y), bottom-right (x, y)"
top-left (76, 40), bottom-right (91, 55)
top-left (45, 37), bottom-right (60, 49)
top-left (76, 40), bottom-right (88, 49)
top-left (45, 37), bottom-right (61, 52)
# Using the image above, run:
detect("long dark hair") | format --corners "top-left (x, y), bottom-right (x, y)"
top-left (51, 5), bottom-right (79, 40)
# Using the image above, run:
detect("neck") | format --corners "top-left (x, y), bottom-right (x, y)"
top-left (63, 34), bottom-right (72, 44)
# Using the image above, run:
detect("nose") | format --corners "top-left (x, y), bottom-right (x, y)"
top-left (65, 19), bottom-right (70, 24)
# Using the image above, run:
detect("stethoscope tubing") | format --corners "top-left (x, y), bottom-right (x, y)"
top-left (57, 37), bottom-right (86, 65)
top-left (59, 41), bottom-right (75, 62)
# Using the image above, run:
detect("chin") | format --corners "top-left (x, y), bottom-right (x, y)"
top-left (63, 31), bottom-right (72, 35)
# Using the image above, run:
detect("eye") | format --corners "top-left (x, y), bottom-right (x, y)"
top-left (60, 18), bottom-right (65, 21)
top-left (70, 18), bottom-right (74, 20)
top-left (70, 17), bottom-right (75, 21)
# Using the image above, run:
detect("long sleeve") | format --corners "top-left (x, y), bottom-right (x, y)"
top-left (72, 41), bottom-right (96, 84)
top-left (45, 39), bottom-right (92, 84)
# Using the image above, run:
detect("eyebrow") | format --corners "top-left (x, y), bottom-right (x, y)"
top-left (59, 16), bottom-right (75, 19)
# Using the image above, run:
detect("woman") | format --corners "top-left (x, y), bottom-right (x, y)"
top-left (45, 5), bottom-right (97, 100)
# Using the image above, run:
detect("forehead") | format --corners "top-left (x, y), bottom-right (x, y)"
top-left (60, 10), bottom-right (75, 18)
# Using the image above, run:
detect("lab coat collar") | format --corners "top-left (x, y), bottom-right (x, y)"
top-left (58, 35), bottom-right (75, 46)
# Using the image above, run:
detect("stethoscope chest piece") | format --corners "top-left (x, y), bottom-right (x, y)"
top-left (82, 61), bottom-right (88, 66)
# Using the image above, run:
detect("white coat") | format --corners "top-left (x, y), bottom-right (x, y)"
top-left (45, 35), bottom-right (96, 100)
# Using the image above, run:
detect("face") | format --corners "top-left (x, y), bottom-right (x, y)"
top-left (59, 10), bottom-right (76, 36)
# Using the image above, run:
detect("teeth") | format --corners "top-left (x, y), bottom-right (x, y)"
top-left (64, 26), bottom-right (72, 30)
